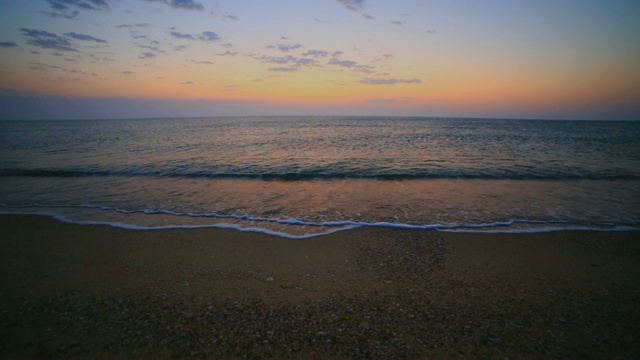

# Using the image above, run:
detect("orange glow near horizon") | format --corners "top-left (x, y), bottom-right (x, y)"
top-left (1, 0), bottom-right (638, 119)
top-left (5, 57), bottom-right (636, 114)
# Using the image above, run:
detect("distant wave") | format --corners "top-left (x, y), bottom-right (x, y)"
top-left (2, 168), bottom-right (639, 181)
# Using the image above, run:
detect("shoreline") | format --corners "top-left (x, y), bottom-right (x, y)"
top-left (2, 209), bottom-right (637, 239)
top-left (2, 214), bottom-right (640, 358)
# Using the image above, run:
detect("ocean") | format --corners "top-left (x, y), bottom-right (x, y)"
top-left (1, 116), bottom-right (638, 238)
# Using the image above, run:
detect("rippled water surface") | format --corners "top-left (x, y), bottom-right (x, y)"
top-left (1, 117), bottom-right (639, 237)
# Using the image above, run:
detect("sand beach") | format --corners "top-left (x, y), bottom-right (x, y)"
top-left (1, 214), bottom-right (639, 358)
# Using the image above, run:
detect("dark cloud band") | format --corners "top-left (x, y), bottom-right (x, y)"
top-left (0, 42), bottom-right (18, 48)
top-left (21, 28), bottom-right (77, 52)
top-left (65, 32), bottom-right (107, 43)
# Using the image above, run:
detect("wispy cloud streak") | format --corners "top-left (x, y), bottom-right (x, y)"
top-left (64, 32), bottom-right (107, 43)
top-left (171, 31), bottom-right (220, 42)
top-left (335, 0), bottom-right (367, 12)
top-left (358, 78), bottom-right (422, 85)
top-left (144, 0), bottom-right (204, 11)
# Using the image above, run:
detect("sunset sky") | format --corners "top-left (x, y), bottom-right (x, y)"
top-left (0, 0), bottom-right (639, 120)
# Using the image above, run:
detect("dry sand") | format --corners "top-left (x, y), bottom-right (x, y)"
top-left (1, 215), bottom-right (639, 359)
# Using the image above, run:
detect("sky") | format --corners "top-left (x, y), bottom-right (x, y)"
top-left (0, 0), bottom-right (639, 120)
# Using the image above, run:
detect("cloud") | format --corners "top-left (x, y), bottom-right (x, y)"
top-left (129, 32), bottom-right (148, 39)
top-left (328, 58), bottom-right (356, 68)
top-left (20, 28), bottom-right (77, 52)
top-left (252, 75), bottom-right (281, 83)
top-left (261, 55), bottom-right (314, 68)
top-left (29, 62), bottom-right (47, 71)
top-left (262, 55), bottom-right (293, 65)
top-left (358, 78), bottom-right (422, 85)
top-left (115, 23), bottom-right (151, 29)
top-left (45, 76), bottom-right (82, 83)
top-left (139, 52), bottom-right (156, 59)
top-left (336, 0), bottom-right (367, 12)
top-left (37, 64), bottom-right (86, 74)
top-left (370, 55), bottom-right (393, 64)
top-left (326, 52), bottom-right (375, 73)
top-left (302, 49), bottom-right (330, 58)
top-left (43, 0), bottom-right (109, 18)
top-left (170, 0), bottom-right (203, 10)
top-left (391, 20), bottom-right (405, 26)
top-left (138, 45), bottom-right (165, 54)
top-left (362, 13), bottom-right (375, 20)
top-left (268, 67), bottom-right (298, 72)
top-left (222, 14), bottom-right (237, 20)
top-left (296, 58), bottom-right (314, 66)
top-left (21, 29), bottom-right (58, 38)
top-left (64, 32), bottom-right (107, 43)
top-left (200, 31), bottom-right (220, 42)
top-left (39, 10), bottom-right (80, 19)
top-left (181, 81), bottom-right (194, 84)
top-left (170, 31), bottom-right (195, 40)
top-left (46, 0), bottom-right (109, 11)
top-left (144, 0), bottom-right (204, 11)
top-left (275, 44), bottom-right (302, 52)
top-left (188, 59), bottom-right (214, 65)
top-left (0, 42), bottom-right (18, 48)
top-left (253, 53), bottom-right (315, 72)
top-left (170, 31), bottom-right (220, 42)
top-left (216, 50), bottom-right (237, 56)
top-left (88, 53), bottom-right (115, 62)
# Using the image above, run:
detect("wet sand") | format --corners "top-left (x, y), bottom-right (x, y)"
top-left (1, 215), bottom-right (639, 359)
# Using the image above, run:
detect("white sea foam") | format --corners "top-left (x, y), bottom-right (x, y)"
top-left (1, 205), bottom-right (637, 239)
top-left (0, 210), bottom-right (359, 240)
top-left (440, 225), bottom-right (639, 233)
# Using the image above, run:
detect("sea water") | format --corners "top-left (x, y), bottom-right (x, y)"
top-left (1, 117), bottom-right (638, 238)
